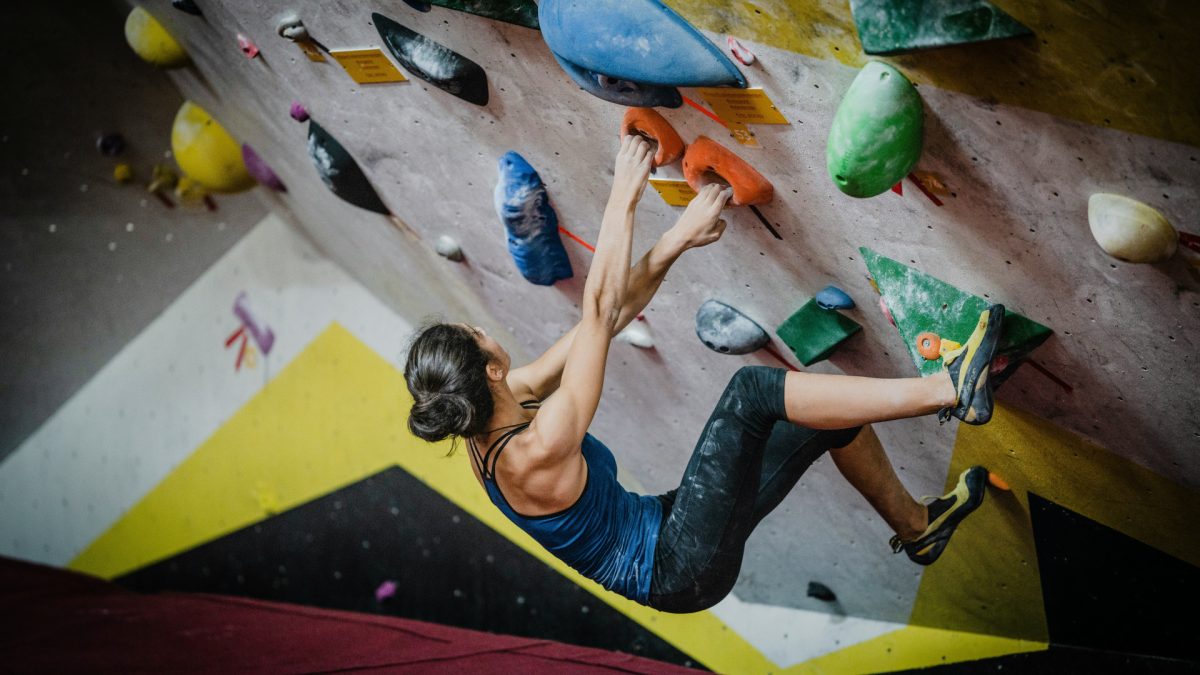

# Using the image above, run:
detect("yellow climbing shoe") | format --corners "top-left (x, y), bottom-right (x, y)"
top-left (890, 466), bottom-right (988, 565)
top-left (939, 305), bottom-right (1005, 425)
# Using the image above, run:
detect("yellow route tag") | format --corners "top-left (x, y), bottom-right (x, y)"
top-left (727, 122), bottom-right (760, 147)
top-left (649, 179), bottom-right (697, 207)
top-left (330, 48), bottom-right (407, 84)
top-left (298, 40), bottom-right (327, 63)
top-left (696, 87), bottom-right (788, 125)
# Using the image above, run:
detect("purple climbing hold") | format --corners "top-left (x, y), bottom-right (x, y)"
top-left (375, 580), bottom-right (399, 602)
top-left (815, 285), bottom-right (855, 310)
top-left (289, 101), bottom-right (310, 122)
top-left (241, 144), bottom-right (287, 193)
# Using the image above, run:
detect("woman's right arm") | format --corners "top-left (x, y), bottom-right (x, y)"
top-left (529, 136), bottom-right (654, 454)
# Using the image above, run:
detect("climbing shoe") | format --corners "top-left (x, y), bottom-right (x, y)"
top-left (890, 466), bottom-right (988, 565)
top-left (938, 304), bottom-right (1005, 425)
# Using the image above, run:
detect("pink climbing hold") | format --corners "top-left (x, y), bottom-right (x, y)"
top-left (289, 101), bottom-right (309, 122)
top-left (238, 33), bottom-right (260, 58)
top-left (375, 580), bottom-right (398, 602)
top-left (879, 296), bottom-right (895, 327)
top-left (727, 36), bottom-right (756, 66)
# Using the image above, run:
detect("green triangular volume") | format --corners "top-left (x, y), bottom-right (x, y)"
top-left (850, 0), bottom-right (1033, 55)
top-left (860, 247), bottom-right (1051, 379)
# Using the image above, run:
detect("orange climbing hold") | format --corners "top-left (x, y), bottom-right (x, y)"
top-left (916, 331), bottom-right (941, 360)
top-left (621, 108), bottom-right (685, 167)
top-left (682, 136), bottom-right (774, 206)
top-left (987, 472), bottom-right (1011, 491)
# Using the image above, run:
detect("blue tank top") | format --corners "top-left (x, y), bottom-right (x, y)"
top-left (470, 404), bottom-right (663, 604)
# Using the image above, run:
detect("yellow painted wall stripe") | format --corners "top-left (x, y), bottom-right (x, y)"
top-left (787, 625), bottom-right (1046, 674)
top-left (910, 402), bottom-right (1200, 640)
top-left (664, 0), bottom-right (1200, 147)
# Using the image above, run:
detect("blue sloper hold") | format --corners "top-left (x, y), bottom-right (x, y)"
top-left (539, 0), bottom-right (746, 88)
top-left (695, 300), bottom-right (770, 355)
top-left (494, 152), bottom-right (573, 286)
top-left (815, 285), bottom-right (856, 310)
top-left (550, 51), bottom-right (682, 108)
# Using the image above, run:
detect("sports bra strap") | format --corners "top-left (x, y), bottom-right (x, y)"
top-left (468, 399), bottom-right (540, 479)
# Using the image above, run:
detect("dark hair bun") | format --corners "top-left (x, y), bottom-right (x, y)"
top-left (409, 392), bottom-right (474, 442)
top-left (403, 323), bottom-right (495, 443)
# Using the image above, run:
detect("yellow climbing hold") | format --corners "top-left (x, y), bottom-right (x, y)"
top-left (113, 162), bottom-right (134, 184)
top-left (174, 175), bottom-right (209, 205)
top-left (1087, 193), bottom-right (1177, 264)
top-left (124, 7), bottom-right (189, 69)
top-left (170, 101), bottom-right (255, 194)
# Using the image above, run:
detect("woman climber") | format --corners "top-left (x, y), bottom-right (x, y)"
top-left (402, 135), bottom-right (1003, 613)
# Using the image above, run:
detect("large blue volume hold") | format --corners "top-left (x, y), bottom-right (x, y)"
top-left (551, 51), bottom-right (682, 108)
top-left (539, 0), bottom-right (746, 88)
top-left (495, 152), bottom-right (573, 286)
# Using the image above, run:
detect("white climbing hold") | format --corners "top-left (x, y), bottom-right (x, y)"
top-left (615, 323), bottom-right (654, 349)
top-left (1088, 193), bottom-right (1177, 264)
top-left (434, 235), bottom-right (464, 262)
top-left (727, 36), bottom-right (756, 66)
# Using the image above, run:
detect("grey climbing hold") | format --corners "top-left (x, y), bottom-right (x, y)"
top-left (435, 235), bottom-right (464, 261)
top-left (695, 300), bottom-right (769, 355)
top-left (815, 285), bottom-right (855, 310)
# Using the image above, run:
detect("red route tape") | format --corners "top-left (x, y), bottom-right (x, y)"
top-left (1179, 231), bottom-right (1200, 253)
top-left (558, 225), bottom-right (596, 253)
top-left (1026, 358), bottom-right (1073, 394)
top-left (907, 172), bottom-right (944, 207)
top-left (235, 334), bottom-right (249, 371)
top-left (682, 95), bottom-right (729, 128)
top-left (224, 325), bottom-right (246, 348)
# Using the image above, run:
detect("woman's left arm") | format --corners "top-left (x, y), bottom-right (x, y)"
top-left (508, 185), bottom-right (731, 401)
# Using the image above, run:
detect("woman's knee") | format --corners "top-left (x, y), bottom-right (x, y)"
top-left (722, 366), bottom-right (787, 422)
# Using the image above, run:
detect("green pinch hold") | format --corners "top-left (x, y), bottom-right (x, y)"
top-left (776, 299), bottom-right (863, 366)
top-left (860, 247), bottom-right (1052, 384)
top-left (850, 0), bottom-right (1032, 56)
top-left (827, 61), bottom-right (923, 199)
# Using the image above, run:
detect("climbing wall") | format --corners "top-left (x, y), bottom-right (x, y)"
top-left (1, 0), bottom-right (1197, 672)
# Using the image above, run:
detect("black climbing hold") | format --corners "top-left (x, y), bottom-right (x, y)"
top-left (171, 0), bottom-right (203, 16)
top-left (373, 12), bottom-right (490, 106)
top-left (695, 300), bottom-right (769, 355)
top-left (807, 581), bottom-right (837, 602)
top-left (403, 0), bottom-right (432, 11)
top-left (97, 133), bottom-right (126, 157)
top-left (306, 121), bottom-right (390, 215)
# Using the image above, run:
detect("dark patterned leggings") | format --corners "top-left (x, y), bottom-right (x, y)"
top-left (647, 366), bottom-right (861, 613)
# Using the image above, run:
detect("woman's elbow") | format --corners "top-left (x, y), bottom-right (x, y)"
top-left (584, 293), bottom-right (621, 332)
